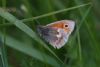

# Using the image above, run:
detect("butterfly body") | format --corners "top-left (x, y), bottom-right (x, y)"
top-left (37, 20), bottom-right (75, 49)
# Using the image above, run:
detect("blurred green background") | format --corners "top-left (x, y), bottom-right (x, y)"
top-left (0, 0), bottom-right (100, 67)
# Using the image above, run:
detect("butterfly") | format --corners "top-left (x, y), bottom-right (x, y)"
top-left (37, 20), bottom-right (75, 49)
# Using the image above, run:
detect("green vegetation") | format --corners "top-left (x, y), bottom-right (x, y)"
top-left (0, 0), bottom-right (100, 67)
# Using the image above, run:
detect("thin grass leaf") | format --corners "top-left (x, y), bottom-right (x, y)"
top-left (71, 6), bottom-right (92, 40)
top-left (0, 0), bottom-right (9, 67)
top-left (77, 28), bottom-right (83, 67)
top-left (1, 18), bottom-right (9, 67)
top-left (74, 1), bottom-right (99, 47)
top-left (0, 32), bottom-right (61, 67)
top-left (0, 2), bottom-right (91, 27)
top-left (0, 35), bottom-right (9, 67)
top-left (1, 23), bottom-right (9, 67)
top-left (74, 1), bottom-right (100, 66)
top-left (69, 6), bottom-right (92, 67)
top-left (0, 8), bottom-right (63, 64)
top-left (22, 2), bottom-right (91, 22)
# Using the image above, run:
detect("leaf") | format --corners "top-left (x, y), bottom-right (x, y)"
top-left (0, 32), bottom-right (61, 67)
top-left (0, 8), bottom-right (63, 64)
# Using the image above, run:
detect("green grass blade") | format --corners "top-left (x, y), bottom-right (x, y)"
top-left (0, 0), bottom-right (9, 67)
top-left (0, 8), bottom-right (63, 64)
top-left (72, 6), bottom-right (92, 38)
top-left (69, 5), bottom-right (92, 66)
top-left (0, 2), bottom-right (91, 27)
top-left (77, 28), bottom-right (83, 67)
top-left (1, 35), bottom-right (9, 67)
top-left (22, 2), bottom-right (91, 22)
top-left (74, 1), bottom-right (99, 47)
top-left (0, 32), bottom-right (61, 67)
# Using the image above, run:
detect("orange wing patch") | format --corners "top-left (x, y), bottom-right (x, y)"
top-left (49, 22), bottom-right (64, 28)
top-left (47, 22), bottom-right (70, 33)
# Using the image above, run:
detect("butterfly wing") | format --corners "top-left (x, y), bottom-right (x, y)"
top-left (48, 28), bottom-right (69, 49)
top-left (46, 20), bottom-right (75, 35)
top-left (37, 20), bottom-right (75, 49)
top-left (37, 26), bottom-right (69, 49)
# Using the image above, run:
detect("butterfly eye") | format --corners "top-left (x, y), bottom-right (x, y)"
top-left (64, 24), bottom-right (68, 27)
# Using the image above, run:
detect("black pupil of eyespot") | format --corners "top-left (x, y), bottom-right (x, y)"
top-left (65, 25), bottom-right (68, 27)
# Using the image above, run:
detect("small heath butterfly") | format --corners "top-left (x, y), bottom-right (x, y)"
top-left (37, 20), bottom-right (75, 49)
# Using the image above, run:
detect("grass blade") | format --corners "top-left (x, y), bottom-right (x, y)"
top-left (0, 8), bottom-right (63, 64)
top-left (0, 32), bottom-right (61, 67)
top-left (0, 0), bottom-right (9, 67)
top-left (22, 2), bottom-right (91, 22)
top-left (0, 2), bottom-right (91, 27)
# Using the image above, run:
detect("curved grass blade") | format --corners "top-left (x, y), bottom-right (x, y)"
top-left (0, 32), bottom-right (61, 67)
top-left (69, 5), bottom-right (92, 67)
top-left (0, 2), bottom-right (91, 27)
top-left (22, 2), bottom-right (91, 22)
top-left (0, 8), bottom-right (63, 64)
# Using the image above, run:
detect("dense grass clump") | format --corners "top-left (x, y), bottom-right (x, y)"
top-left (0, 0), bottom-right (100, 67)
